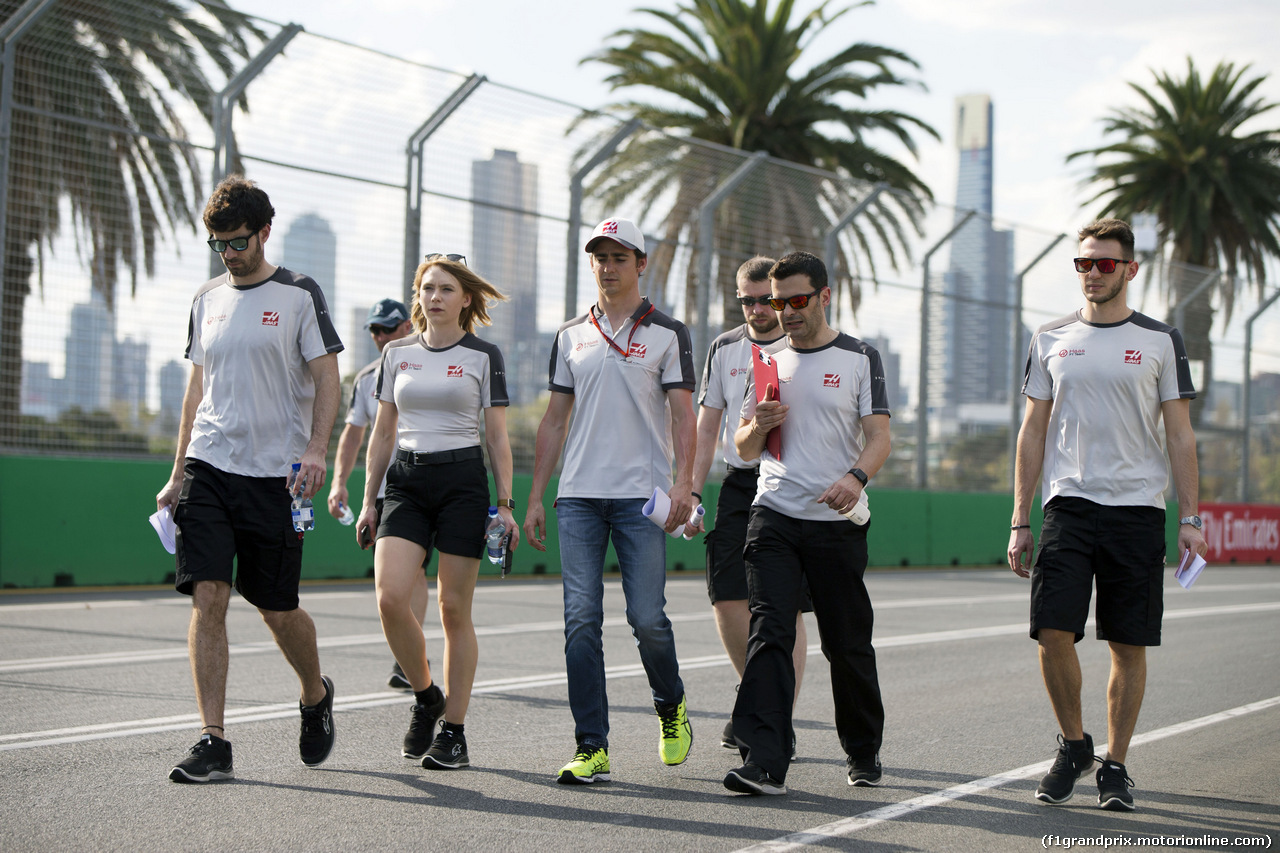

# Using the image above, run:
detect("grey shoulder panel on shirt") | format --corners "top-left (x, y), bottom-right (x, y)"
top-left (1129, 311), bottom-right (1196, 398)
top-left (460, 333), bottom-right (509, 407)
top-left (350, 358), bottom-right (380, 409)
top-left (832, 333), bottom-right (891, 415)
top-left (274, 267), bottom-right (344, 354)
top-left (1034, 311), bottom-right (1080, 335)
top-left (643, 306), bottom-right (696, 388)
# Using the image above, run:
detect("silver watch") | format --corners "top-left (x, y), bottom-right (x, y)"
top-left (1179, 515), bottom-right (1202, 530)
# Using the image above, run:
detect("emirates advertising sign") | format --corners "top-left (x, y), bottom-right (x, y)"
top-left (1199, 503), bottom-right (1280, 564)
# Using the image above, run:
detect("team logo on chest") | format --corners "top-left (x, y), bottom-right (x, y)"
top-left (447, 365), bottom-right (464, 378)
top-left (262, 311), bottom-right (279, 326)
top-left (628, 342), bottom-right (647, 359)
top-left (824, 373), bottom-right (841, 388)
top-left (1125, 349), bottom-right (1142, 365)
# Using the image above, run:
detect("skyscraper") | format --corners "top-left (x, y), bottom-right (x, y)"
top-left (282, 213), bottom-right (337, 315)
top-left (471, 150), bottom-right (540, 404)
top-left (113, 336), bottom-right (149, 426)
top-left (932, 94), bottom-right (1017, 420)
top-left (64, 291), bottom-right (115, 413)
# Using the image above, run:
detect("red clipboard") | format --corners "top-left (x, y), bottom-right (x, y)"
top-left (751, 343), bottom-right (782, 460)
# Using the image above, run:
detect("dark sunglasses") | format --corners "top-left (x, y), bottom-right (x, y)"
top-left (368, 325), bottom-right (398, 336)
top-left (206, 232), bottom-right (256, 253)
top-left (737, 295), bottom-right (773, 307)
top-left (767, 288), bottom-right (824, 311)
top-left (425, 253), bottom-right (467, 266)
top-left (1073, 257), bottom-right (1129, 274)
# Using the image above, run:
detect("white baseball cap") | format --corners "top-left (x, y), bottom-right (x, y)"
top-left (585, 218), bottom-right (645, 254)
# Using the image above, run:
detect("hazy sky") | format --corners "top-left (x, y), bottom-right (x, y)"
top-left (245, 0), bottom-right (1280, 235)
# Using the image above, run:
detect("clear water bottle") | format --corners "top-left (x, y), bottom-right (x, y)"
top-left (289, 463), bottom-right (315, 533)
top-left (484, 506), bottom-right (506, 565)
top-left (337, 502), bottom-right (355, 526)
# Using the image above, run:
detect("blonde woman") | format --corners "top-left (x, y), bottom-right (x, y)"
top-left (357, 254), bottom-right (519, 770)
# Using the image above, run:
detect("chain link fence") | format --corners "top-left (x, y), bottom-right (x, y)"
top-left (3, 1), bottom-right (1278, 501)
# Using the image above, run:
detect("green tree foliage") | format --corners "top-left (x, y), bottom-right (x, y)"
top-left (1068, 58), bottom-right (1280, 419)
top-left (579, 0), bottom-right (936, 322)
top-left (0, 0), bottom-right (263, 431)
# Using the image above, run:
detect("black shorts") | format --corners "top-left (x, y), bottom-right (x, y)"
top-left (707, 467), bottom-right (812, 611)
top-left (374, 497), bottom-right (432, 568)
top-left (1030, 496), bottom-right (1166, 646)
top-left (378, 448), bottom-right (489, 560)
top-left (174, 459), bottom-right (303, 611)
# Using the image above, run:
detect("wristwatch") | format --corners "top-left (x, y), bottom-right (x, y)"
top-left (1179, 515), bottom-right (1202, 530)
top-left (495, 499), bottom-right (516, 510)
top-left (848, 468), bottom-right (869, 487)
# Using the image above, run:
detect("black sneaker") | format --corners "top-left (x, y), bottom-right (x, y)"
top-left (724, 763), bottom-right (786, 796)
top-left (387, 661), bottom-right (411, 690)
top-left (1035, 733), bottom-right (1095, 804)
top-left (403, 684), bottom-right (445, 759)
top-left (847, 754), bottom-right (882, 787)
top-left (299, 674), bottom-right (336, 766)
top-left (421, 725), bottom-right (470, 770)
top-left (721, 719), bottom-right (737, 750)
top-left (1097, 760), bottom-right (1135, 811)
top-left (169, 733), bottom-right (234, 783)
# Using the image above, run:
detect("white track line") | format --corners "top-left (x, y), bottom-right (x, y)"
top-left (734, 695), bottom-right (1280, 853)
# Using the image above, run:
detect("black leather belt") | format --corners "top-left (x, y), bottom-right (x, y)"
top-left (395, 446), bottom-right (483, 466)
top-left (727, 465), bottom-right (760, 475)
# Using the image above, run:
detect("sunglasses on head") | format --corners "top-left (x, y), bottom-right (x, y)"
top-left (767, 288), bottom-right (824, 311)
top-left (425, 253), bottom-right (467, 266)
top-left (1073, 257), bottom-right (1129, 274)
top-left (206, 232), bottom-right (256, 253)
top-left (737, 295), bottom-right (772, 307)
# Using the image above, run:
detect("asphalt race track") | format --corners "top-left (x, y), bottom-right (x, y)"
top-left (2, 566), bottom-right (1277, 851)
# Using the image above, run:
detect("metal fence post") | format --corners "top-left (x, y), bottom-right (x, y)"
top-left (401, 73), bottom-right (485, 299)
top-left (915, 210), bottom-right (976, 489)
top-left (564, 118), bottom-right (642, 321)
top-left (692, 150), bottom-right (768, 369)
top-left (1007, 233), bottom-right (1066, 487)
top-left (207, 23), bottom-right (303, 278)
top-left (1241, 287), bottom-right (1280, 502)
top-left (822, 182), bottom-right (887, 317)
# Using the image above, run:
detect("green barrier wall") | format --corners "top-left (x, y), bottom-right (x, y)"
top-left (1, 455), bottom-right (1185, 589)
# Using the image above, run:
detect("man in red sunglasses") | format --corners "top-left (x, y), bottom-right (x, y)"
top-left (724, 251), bottom-right (892, 796)
top-left (1009, 218), bottom-right (1207, 812)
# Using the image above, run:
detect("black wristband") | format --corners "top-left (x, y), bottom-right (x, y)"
top-left (691, 491), bottom-right (702, 501)
top-left (1011, 524), bottom-right (1031, 530)
top-left (848, 468), bottom-right (868, 487)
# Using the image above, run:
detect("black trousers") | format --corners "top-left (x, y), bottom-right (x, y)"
top-left (732, 505), bottom-right (884, 781)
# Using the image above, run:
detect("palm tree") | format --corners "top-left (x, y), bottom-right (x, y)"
top-left (578, 0), bottom-right (937, 324)
top-left (1068, 58), bottom-right (1280, 420)
top-left (0, 0), bottom-right (262, 433)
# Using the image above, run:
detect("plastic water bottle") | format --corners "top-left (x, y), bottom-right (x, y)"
top-left (484, 506), bottom-right (506, 565)
top-left (336, 502), bottom-right (355, 526)
top-left (682, 504), bottom-right (706, 541)
top-left (289, 463), bottom-right (315, 533)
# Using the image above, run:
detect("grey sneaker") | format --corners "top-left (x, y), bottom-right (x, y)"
top-left (1097, 760), bottom-right (1135, 811)
top-left (1036, 733), bottom-right (1096, 804)
top-left (169, 733), bottom-right (234, 783)
top-left (724, 763), bottom-right (786, 796)
top-left (299, 675), bottom-right (335, 766)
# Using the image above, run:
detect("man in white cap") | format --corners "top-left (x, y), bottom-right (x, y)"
top-left (327, 298), bottom-right (422, 690)
top-left (525, 217), bottom-right (698, 785)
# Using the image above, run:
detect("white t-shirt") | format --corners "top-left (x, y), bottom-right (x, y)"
top-left (742, 333), bottom-right (891, 521)
top-left (375, 332), bottom-right (507, 452)
top-left (1023, 310), bottom-right (1195, 508)
top-left (346, 358), bottom-right (387, 498)
top-left (699, 324), bottom-right (784, 471)
top-left (185, 267), bottom-right (343, 478)
top-left (548, 298), bottom-right (697, 499)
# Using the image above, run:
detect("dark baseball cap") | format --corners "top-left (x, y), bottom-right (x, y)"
top-left (365, 298), bottom-right (409, 328)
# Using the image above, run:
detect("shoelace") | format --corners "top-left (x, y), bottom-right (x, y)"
top-left (1051, 734), bottom-right (1097, 772)
top-left (300, 704), bottom-right (328, 735)
top-left (574, 747), bottom-right (603, 765)
top-left (1099, 762), bottom-right (1134, 788)
top-left (658, 706), bottom-right (682, 739)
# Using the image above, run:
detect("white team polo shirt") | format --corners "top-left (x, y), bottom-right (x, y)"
top-left (699, 324), bottom-right (784, 470)
top-left (185, 267), bottom-right (343, 478)
top-left (1024, 310), bottom-right (1195, 509)
top-left (346, 357), bottom-right (388, 498)
top-left (549, 298), bottom-right (696, 499)
top-left (741, 333), bottom-right (891, 521)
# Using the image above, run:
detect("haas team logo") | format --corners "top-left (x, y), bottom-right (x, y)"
top-left (601, 220), bottom-right (619, 235)
top-left (447, 365), bottom-right (464, 378)
top-left (1125, 349), bottom-right (1142, 365)
top-left (628, 342), bottom-right (647, 359)
top-left (261, 311), bottom-right (279, 326)
top-left (824, 373), bottom-right (841, 388)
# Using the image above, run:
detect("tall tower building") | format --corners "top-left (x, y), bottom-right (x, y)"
top-left (64, 291), bottom-right (115, 413)
top-left (113, 336), bottom-right (149, 426)
top-left (471, 150), bottom-right (540, 405)
top-left (282, 213), bottom-right (337, 315)
top-left (156, 359), bottom-right (187, 435)
top-left (932, 94), bottom-right (1017, 420)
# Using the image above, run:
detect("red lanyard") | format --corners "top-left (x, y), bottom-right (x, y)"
top-left (590, 303), bottom-right (655, 361)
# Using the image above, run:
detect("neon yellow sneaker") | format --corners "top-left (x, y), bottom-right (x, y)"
top-left (557, 744), bottom-right (610, 784)
top-left (656, 695), bottom-right (692, 766)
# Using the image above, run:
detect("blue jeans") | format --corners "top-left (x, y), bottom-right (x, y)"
top-left (556, 497), bottom-right (685, 748)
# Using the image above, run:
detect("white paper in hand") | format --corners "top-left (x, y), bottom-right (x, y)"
top-left (149, 505), bottom-right (177, 555)
top-left (641, 487), bottom-right (701, 539)
top-left (1174, 548), bottom-right (1207, 589)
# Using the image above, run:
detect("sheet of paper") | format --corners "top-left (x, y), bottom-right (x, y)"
top-left (641, 487), bottom-right (698, 539)
top-left (1174, 548), bottom-right (1207, 589)
top-left (149, 505), bottom-right (177, 555)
